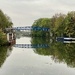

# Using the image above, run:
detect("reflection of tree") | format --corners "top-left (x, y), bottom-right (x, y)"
top-left (0, 46), bottom-right (12, 67)
top-left (31, 37), bottom-right (51, 56)
top-left (31, 37), bottom-right (50, 44)
top-left (50, 42), bottom-right (75, 68)
top-left (31, 37), bottom-right (75, 67)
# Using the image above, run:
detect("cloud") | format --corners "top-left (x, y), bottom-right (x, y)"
top-left (0, 0), bottom-right (75, 26)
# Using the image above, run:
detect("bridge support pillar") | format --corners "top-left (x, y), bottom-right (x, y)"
top-left (7, 32), bottom-right (16, 45)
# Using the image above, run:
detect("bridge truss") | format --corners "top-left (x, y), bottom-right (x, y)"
top-left (6, 26), bottom-right (50, 32)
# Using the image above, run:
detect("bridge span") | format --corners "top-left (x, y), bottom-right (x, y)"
top-left (5, 26), bottom-right (50, 44)
top-left (5, 26), bottom-right (50, 31)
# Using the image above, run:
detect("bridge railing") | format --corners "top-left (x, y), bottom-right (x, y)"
top-left (5, 26), bottom-right (50, 32)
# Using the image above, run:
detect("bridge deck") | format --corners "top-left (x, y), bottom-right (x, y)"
top-left (6, 26), bottom-right (50, 31)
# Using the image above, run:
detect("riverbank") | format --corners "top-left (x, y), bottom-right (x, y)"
top-left (0, 9), bottom-right (13, 46)
top-left (0, 30), bottom-right (7, 45)
top-left (0, 30), bottom-right (13, 46)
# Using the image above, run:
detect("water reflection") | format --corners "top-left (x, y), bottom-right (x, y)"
top-left (50, 42), bottom-right (75, 68)
top-left (31, 37), bottom-right (50, 44)
top-left (0, 46), bottom-right (12, 68)
top-left (31, 37), bottom-right (75, 68)
top-left (14, 44), bottom-right (49, 48)
top-left (0, 37), bottom-right (75, 75)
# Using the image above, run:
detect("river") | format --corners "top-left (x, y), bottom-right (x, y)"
top-left (0, 37), bottom-right (75, 75)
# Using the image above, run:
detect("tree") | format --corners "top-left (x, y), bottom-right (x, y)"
top-left (32, 18), bottom-right (51, 37)
top-left (0, 30), bottom-right (7, 45)
top-left (0, 9), bottom-right (13, 45)
top-left (64, 11), bottom-right (75, 37)
top-left (0, 9), bottom-right (13, 31)
top-left (50, 13), bottom-right (65, 37)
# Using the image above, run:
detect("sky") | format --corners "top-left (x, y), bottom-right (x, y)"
top-left (0, 0), bottom-right (75, 27)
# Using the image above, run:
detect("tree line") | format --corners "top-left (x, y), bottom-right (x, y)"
top-left (32, 11), bottom-right (75, 37)
top-left (0, 9), bottom-right (13, 45)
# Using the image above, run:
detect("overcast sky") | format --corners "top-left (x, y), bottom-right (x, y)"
top-left (0, 0), bottom-right (75, 27)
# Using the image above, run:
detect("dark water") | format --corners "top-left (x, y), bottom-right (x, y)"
top-left (0, 37), bottom-right (75, 75)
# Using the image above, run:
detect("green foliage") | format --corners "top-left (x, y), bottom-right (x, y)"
top-left (51, 14), bottom-right (65, 32)
top-left (0, 30), bottom-right (7, 45)
top-left (64, 12), bottom-right (75, 37)
top-left (53, 11), bottom-right (75, 37)
top-left (31, 11), bottom-right (75, 67)
top-left (32, 11), bottom-right (75, 37)
top-left (0, 9), bottom-right (13, 45)
top-left (32, 18), bottom-right (50, 37)
top-left (50, 13), bottom-right (66, 37)
top-left (0, 10), bottom-right (13, 30)
top-left (33, 18), bottom-right (51, 27)
top-left (31, 37), bottom-right (75, 67)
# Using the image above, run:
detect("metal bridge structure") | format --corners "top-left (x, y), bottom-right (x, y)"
top-left (14, 44), bottom-right (49, 48)
top-left (5, 26), bottom-right (50, 32)
top-left (5, 26), bottom-right (50, 44)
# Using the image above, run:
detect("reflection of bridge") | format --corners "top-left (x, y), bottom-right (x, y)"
top-left (14, 44), bottom-right (49, 48)
top-left (6, 26), bottom-right (50, 31)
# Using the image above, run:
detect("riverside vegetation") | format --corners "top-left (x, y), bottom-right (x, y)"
top-left (0, 10), bottom-right (75, 45)
top-left (0, 10), bottom-right (13, 45)
top-left (31, 11), bottom-right (75, 68)
top-left (32, 11), bottom-right (75, 37)
top-left (0, 10), bottom-right (75, 68)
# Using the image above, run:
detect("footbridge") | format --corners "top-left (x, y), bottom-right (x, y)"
top-left (5, 26), bottom-right (50, 31)
top-left (5, 26), bottom-right (50, 44)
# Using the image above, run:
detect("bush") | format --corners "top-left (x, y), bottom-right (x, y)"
top-left (0, 31), bottom-right (7, 45)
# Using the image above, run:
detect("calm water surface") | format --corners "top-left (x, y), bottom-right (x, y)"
top-left (0, 37), bottom-right (75, 75)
